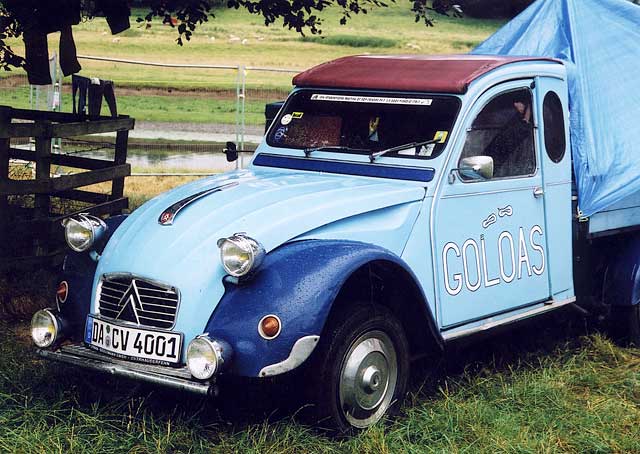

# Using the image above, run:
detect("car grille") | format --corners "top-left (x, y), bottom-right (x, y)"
top-left (97, 275), bottom-right (180, 329)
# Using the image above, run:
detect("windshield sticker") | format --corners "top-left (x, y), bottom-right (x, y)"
top-left (281, 114), bottom-right (293, 125)
top-left (292, 112), bottom-right (304, 119)
top-left (418, 144), bottom-right (436, 157)
top-left (274, 126), bottom-right (288, 142)
top-left (311, 94), bottom-right (432, 106)
top-left (368, 116), bottom-right (380, 142)
top-left (433, 130), bottom-right (449, 143)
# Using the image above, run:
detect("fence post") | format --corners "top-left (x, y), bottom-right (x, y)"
top-left (0, 107), bottom-right (10, 257)
top-left (34, 121), bottom-right (52, 256)
top-left (111, 129), bottom-right (129, 214)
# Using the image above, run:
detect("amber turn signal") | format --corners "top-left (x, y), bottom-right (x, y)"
top-left (56, 281), bottom-right (68, 304)
top-left (259, 315), bottom-right (281, 339)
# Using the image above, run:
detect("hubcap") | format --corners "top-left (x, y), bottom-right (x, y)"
top-left (339, 330), bottom-right (398, 428)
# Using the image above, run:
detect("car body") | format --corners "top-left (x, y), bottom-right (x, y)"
top-left (32, 55), bottom-right (640, 432)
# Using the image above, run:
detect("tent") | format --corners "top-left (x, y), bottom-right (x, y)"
top-left (472, 0), bottom-right (640, 217)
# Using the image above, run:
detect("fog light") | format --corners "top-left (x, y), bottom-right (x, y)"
top-left (186, 336), bottom-right (232, 380)
top-left (258, 315), bottom-right (281, 339)
top-left (31, 309), bottom-right (60, 348)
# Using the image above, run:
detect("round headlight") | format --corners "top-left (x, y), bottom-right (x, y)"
top-left (31, 309), bottom-right (59, 348)
top-left (186, 336), bottom-right (231, 380)
top-left (62, 214), bottom-right (107, 252)
top-left (217, 233), bottom-right (265, 277)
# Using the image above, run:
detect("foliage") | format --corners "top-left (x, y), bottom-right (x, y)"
top-left (0, 1), bottom-right (462, 71)
top-left (461, 0), bottom-right (533, 19)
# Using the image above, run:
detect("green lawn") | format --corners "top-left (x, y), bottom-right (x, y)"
top-left (0, 314), bottom-right (638, 453)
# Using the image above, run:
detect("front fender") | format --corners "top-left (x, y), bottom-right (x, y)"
top-left (204, 239), bottom-right (437, 377)
top-left (58, 215), bottom-right (128, 334)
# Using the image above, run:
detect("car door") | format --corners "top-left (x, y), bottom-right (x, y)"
top-left (433, 82), bottom-right (551, 328)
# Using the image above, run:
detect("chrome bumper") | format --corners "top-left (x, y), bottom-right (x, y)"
top-left (38, 343), bottom-right (213, 395)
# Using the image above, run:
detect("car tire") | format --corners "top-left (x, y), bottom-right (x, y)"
top-left (608, 304), bottom-right (640, 347)
top-left (304, 303), bottom-right (410, 434)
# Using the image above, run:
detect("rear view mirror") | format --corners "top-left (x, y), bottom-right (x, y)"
top-left (224, 141), bottom-right (238, 162)
top-left (458, 156), bottom-right (494, 181)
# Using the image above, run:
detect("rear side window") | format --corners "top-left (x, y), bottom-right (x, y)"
top-left (543, 91), bottom-right (566, 163)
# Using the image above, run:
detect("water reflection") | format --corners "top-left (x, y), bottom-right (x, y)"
top-left (77, 148), bottom-right (253, 172)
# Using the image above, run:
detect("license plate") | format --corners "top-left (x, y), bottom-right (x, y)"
top-left (85, 316), bottom-right (182, 366)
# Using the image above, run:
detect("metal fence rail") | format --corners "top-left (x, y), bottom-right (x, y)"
top-left (0, 56), bottom-right (301, 176)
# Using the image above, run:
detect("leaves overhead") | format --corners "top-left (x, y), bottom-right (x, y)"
top-left (0, 0), bottom-right (462, 70)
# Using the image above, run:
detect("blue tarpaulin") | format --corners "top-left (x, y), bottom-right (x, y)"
top-left (472, 0), bottom-right (640, 217)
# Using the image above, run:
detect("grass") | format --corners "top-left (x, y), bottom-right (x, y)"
top-left (0, 4), bottom-right (504, 124)
top-left (0, 86), bottom-right (270, 125)
top-left (0, 312), bottom-right (639, 453)
top-left (299, 34), bottom-right (398, 48)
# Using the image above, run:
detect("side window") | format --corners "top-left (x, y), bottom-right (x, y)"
top-left (543, 91), bottom-right (566, 163)
top-left (460, 89), bottom-right (536, 180)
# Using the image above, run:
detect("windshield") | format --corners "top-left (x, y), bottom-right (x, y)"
top-left (267, 90), bottom-right (460, 160)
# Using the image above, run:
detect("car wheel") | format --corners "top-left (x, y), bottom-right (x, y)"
top-left (305, 303), bottom-right (410, 433)
top-left (608, 304), bottom-right (640, 346)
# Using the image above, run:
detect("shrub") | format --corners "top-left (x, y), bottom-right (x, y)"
top-left (462, 0), bottom-right (534, 19)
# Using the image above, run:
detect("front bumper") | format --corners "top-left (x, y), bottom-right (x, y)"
top-left (38, 343), bottom-right (214, 395)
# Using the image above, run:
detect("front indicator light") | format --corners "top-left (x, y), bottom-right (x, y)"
top-left (186, 336), bottom-right (232, 380)
top-left (56, 281), bottom-right (68, 304)
top-left (258, 315), bottom-right (281, 339)
top-left (31, 309), bottom-right (60, 348)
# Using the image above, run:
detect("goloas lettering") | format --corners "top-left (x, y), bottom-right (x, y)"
top-left (462, 239), bottom-right (481, 292)
top-left (530, 225), bottom-right (545, 275)
top-left (480, 236), bottom-right (500, 288)
top-left (518, 227), bottom-right (532, 278)
top-left (443, 242), bottom-right (463, 296)
top-left (498, 231), bottom-right (516, 283)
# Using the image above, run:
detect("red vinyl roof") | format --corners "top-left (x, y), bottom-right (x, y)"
top-left (293, 55), bottom-right (561, 94)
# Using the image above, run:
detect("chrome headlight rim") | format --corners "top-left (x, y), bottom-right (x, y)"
top-left (31, 309), bottom-right (60, 348)
top-left (186, 335), bottom-right (229, 380)
top-left (217, 233), bottom-right (265, 278)
top-left (62, 213), bottom-right (107, 252)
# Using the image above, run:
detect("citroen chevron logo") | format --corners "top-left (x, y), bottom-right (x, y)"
top-left (115, 280), bottom-right (145, 325)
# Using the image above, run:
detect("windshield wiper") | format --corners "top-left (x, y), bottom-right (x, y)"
top-left (369, 138), bottom-right (440, 163)
top-left (304, 146), bottom-right (369, 157)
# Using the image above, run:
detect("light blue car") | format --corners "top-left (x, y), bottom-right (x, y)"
top-left (31, 54), bottom-right (640, 432)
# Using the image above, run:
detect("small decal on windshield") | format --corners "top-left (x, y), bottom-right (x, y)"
top-left (292, 112), bottom-right (304, 119)
top-left (433, 130), bottom-right (449, 143)
top-left (281, 114), bottom-right (293, 125)
top-left (274, 126), bottom-right (288, 142)
top-left (311, 94), bottom-right (432, 106)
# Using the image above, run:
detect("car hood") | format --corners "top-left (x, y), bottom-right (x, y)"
top-left (93, 169), bottom-right (426, 344)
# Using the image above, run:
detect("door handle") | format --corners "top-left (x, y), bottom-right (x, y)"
top-left (533, 187), bottom-right (544, 198)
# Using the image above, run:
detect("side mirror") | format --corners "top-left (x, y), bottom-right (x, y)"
top-left (458, 156), bottom-right (494, 181)
top-left (223, 141), bottom-right (238, 162)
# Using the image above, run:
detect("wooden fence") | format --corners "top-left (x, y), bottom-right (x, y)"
top-left (0, 106), bottom-right (134, 270)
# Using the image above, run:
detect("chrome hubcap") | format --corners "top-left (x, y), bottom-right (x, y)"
top-left (339, 330), bottom-right (398, 428)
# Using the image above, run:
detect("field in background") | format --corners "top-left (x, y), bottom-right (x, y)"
top-left (0, 6), bottom-right (504, 126)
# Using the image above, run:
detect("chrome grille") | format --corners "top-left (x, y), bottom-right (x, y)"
top-left (97, 275), bottom-right (180, 329)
